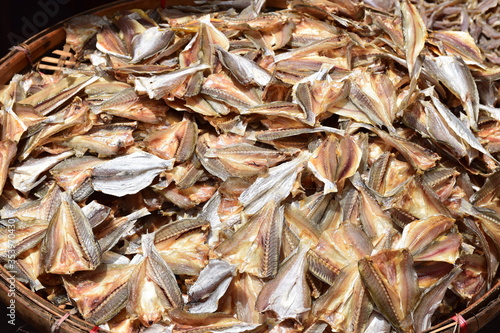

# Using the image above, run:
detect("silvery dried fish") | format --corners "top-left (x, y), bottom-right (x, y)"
top-left (96, 208), bottom-right (150, 254)
top-left (131, 28), bottom-right (174, 64)
top-left (91, 151), bottom-right (174, 196)
top-left (215, 45), bottom-right (272, 86)
top-left (239, 152), bottom-right (309, 214)
top-left (9, 151), bottom-right (73, 193)
top-left (187, 259), bottom-right (235, 313)
top-left (134, 64), bottom-right (210, 99)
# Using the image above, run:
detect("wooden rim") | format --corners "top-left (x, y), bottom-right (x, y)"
top-left (426, 280), bottom-right (500, 333)
top-left (0, 0), bottom-right (498, 332)
top-left (0, 0), bottom-right (163, 85)
top-left (0, 264), bottom-right (108, 333)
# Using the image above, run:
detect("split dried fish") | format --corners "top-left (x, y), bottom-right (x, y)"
top-left (91, 151), bottom-right (174, 196)
top-left (1, 0), bottom-right (500, 332)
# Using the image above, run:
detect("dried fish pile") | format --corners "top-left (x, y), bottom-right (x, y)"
top-left (1, 0), bottom-right (500, 332)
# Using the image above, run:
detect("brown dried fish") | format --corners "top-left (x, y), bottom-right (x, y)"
top-left (127, 233), bottom-right (183, 326)
top-left (41, 192), bottom-right (101, 275)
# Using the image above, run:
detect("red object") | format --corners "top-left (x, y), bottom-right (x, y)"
top-left (452, 314), bottom-right (468, 333)
top-left (90, 326), bottom-right (100, 333)
top-left (52, 312), bottom-right (71, 332)
top-left (161, 0), bottom-right (166, 8)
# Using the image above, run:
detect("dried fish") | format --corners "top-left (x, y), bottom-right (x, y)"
top-left (135, 64), bottom-right (210, 100)
top-left (96, 208), bottom-right (150, 254)
top-left (423, 56), bottom-right (480, 130)
top-left (144, 118), bottom-right (197, 163)
top-left (0, 141), bottom-right (16, 195)
top-left (17, 75), bottom-right (98, 116)
top-left (312, 263), bottom-right (371, 333)
top-left (239, 152), bottom-right (309, 214)
top-left (63, 263), bottom-right (135, 325)
top-left (401, 0), bottom-right (427, 76)
top-left (41, 192), bottom-right (101, 275)
top-left (349, 70), bottom-right (397, 131)
top-left (2, 1), bottom-right (500, 332)
top-left (215, 46), bottom-right (272, 86)
top-left (96, 26), bottom-right (130, 60)
top-left (187, 259), bottom-right (235, 313)
top-left (308, 134), bottom-right (362, 193)
top-left (50, 156), bottom-right (103, 201)
top-left (9, 151), bottom-right (73, 193)
top-left (131, 28), bottom-right (174, 64)
top-left (215, 200), bottom-right (284, 278)
top-left (64, 122), bottom-right (137, 157)
top-left (91, 151), bottom-right (174, 196)
top-left (358, 249), bottom-right (419, 333)
top-left (256, 246), bottom-right (311, 323)
top-left (127, 233), bottom-right (183, 326)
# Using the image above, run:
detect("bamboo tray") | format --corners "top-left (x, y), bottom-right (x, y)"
top-left (0, 0), bottom-right (499, 332)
